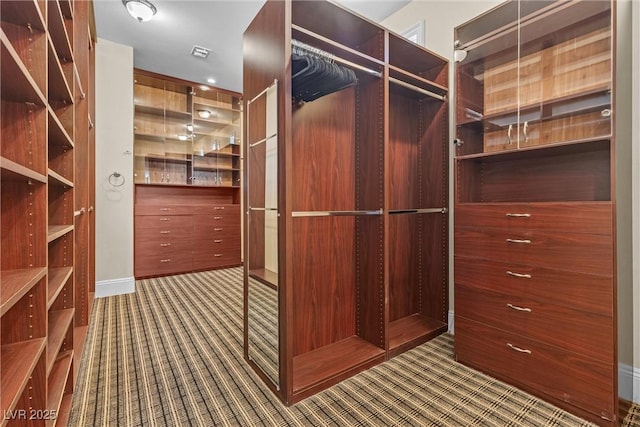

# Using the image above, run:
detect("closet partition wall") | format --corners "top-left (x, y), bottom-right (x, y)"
top-left (243, 0), bottom-right (449, 404)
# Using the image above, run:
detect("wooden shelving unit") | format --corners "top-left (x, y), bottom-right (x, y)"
top-left (1, 1), bottom-right (96, 424)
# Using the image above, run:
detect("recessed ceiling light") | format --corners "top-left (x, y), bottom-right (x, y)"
top-left (207, 78), bottom-right (216, 84)
top-left (199, 85), bottom-right (210, 91)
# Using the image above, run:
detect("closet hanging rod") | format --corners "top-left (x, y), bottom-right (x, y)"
top-left (389, 77), bottom-right (445, 101)
top-left (291, 39), bottom-right (382, 78)
top-left (249, 132), bottom-right (278, 148)
top-left (249, 207), bottom-right (278, 212)
top-left (389, 208), bottom-right (447, 215)
top-left (292, 209), bottom-right (383, 217)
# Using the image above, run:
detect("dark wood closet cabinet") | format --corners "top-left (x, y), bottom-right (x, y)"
top-left (453, 1), bottom-right (617, 425)
top-left (243, 0), bottom-right (449, 405)
top-left (1, 0), bottom-right (96, 424)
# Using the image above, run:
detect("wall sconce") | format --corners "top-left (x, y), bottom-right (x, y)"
top-left (122, 0), bottom-right (157, 23)
top-left (454, 49), bottom-right (468, 63)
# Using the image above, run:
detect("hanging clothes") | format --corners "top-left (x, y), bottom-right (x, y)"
top-left (291, 47), bottom-right (358, 102)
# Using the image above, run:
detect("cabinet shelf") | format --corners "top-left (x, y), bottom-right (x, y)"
top-left (193, 118), bottom-right (241, 131)
top-left (1, 338), bottom-right (46, 416)
top-left (59, 0), bottom-right (73, 19)
top-left (47, 267), bottom-right (73, 309)
top-left (134, 103), bottom-right (191, 119)
top-left (46, 350), bottom-right (73, 419)
top-left (48, 107), bottom-right (74, 149)
top-left (47, 309), bottom-right (74, 375)
top-left (0, 157), bottom-right (47, 183)
top-left (47, 38), bottom-right (73, 105)
top-left (0, 30), bottom-right (46, 105)
top-left (388, 66), bottom-right (447, 97)
top-left (48, 169), bottom-right (74, 188)
top-left (0, 267), bottom-right (47, 316)
top-left (47, 0), bottom-right (74, 63)
top-left (292, 336), bottom-right (385, 395)
top-left (388, 314), bottom-right (447, 356)
top-left (249, 268), bottom-right (279, 289)
top-left (0, 0), bottom-right (46, 31)
top-left (192, 165), bottom-right (240, 172)
top-left (47, 225), bottom-right (73, 243)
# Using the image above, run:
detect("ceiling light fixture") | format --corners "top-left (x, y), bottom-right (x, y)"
top-left (122, 0), bottom-right (157, 23)
top-left (186, 124), bottom-right (194, 132)
top-left (178, 134), bottom-right (188, 141)
top-left (207, 78), bottom-right (216, 84)
top-left (197, 110), bottom-right (211, 119)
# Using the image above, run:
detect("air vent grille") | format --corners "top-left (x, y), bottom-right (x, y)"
top-left (191, 45), bottom-right (211, 59)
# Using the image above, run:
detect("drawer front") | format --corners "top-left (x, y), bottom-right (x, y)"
top-left (455, 284), bottom-right (613, 362)
top-left (454, 227), bottom-right (613, 276)
top-left (135, 216), bottom-right (193, 239)
top-left (455, 203), bottom-right (612, 235)
top-left (135, 252), bottom-right (193, 277)
top-left (455, 316), bottom-right (615, 421)
top-left (135, 205), bottom-right (193, 216)
top-left (193, 233), bottom-right (241, 248)
top-left (454, 256), bottom-right (613, 316)
top-left (193, 249), bottom-right (240, 270)
top-left (135, 238), bottom-right (192, 257)
top-left (193, 218), bottom-right (240, 236)
top-left (192, 205), bottom-right (241, 216)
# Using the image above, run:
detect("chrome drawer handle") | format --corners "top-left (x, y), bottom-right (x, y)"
top-left (160, 243), bottom-right (171, 247)
top-left (506, 303), bottom-right (532, 312)
top-left (160, 231), bottom-right (171, 234)
top-left (507, 124), bottom-right (513, 145)
top-left (213, 206), bottom-right (225, 210)
top-left (507, 343), bottom-right (531, 354)
top-left (522, 121), bottom-right (529, 142)
top-left (506, 238), bottom-right (531, 244)
top-left (214, 254), bottom-right (223, 257)
top-left (214, 239), bottom-right (223, 243)
top-left (214, 216), bottom-right (222, 220)
top-left (505, 213), bottom-right (531, 218)
top-left (160, 218), bottom-right (171, 221)
top-left (506, 271), bottom-right (531, 279)
top-left (160, 259), bottom-right (171, 263)
top-left (214, 228), bottom-right (223, 231)
top-left (160, 208), bottom-right (171, 211)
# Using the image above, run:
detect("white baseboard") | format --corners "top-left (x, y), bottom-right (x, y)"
top-left (447, 310), bottom-right (454, 334)
top-left (95, 276), bottom-right (135, 297)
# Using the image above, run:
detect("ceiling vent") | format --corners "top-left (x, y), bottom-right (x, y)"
top-left (191, 45), bottom-right (211, 59)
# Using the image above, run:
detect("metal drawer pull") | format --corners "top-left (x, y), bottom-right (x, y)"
top-left (214, 239), bottom-right (223, 243)
top-left (506, 303), bottom-right (532, 312)
top-left (506, 238), bottom-right (531, 244)
top-left (214, 216), bottom-right (222, 220)
top-left (160, 243), bottom-right (171, 247)
top-left (160, 208), bottom-right (171, 211)
top-left (214, 228), bottom-right (223, 231)
top-left (213, 207), bottom-right (225, 210)
top-left (522, 121), bottom-right (529, 142)
top-left (214, 254), bottom-right (223, 257)
top-left (506, 271), bottom-right (531, 279)
top-left (160, 218), bottom-right (171, 221)
top-left (507, 124), bottom-right (513, 145)
top-left (160, 231), bottom-right (171, 234)
top-left (160, 259), bottom-right (171, 263)
top-left (507, 343), bottom-right (531, 354)
top-left (505, 213), bottom-right (531, 218)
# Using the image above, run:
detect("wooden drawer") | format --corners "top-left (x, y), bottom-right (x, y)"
top-left (194, 213), bottom-right (240, 227)
top-left (455, 316), bottom-right (615, 422)
top-left (192, 226), bottom-right (239, 241)
top-left (193, 233), bottom-right (241, 248)
top-left (193, 248), bottom-right (240, 271)
top-left (454, 256), bottom-right (613, 316)
top-left (455, 284), bottom-right (613, 362)
top-left (135, 204), bottom-right (193, 216)
top-left (192, 205), bottom-right (240, 216)
top-left (455, 203), bottom-right (612, 235)
top-left (135, 238), bottom-right (192, 257)
top-left (193, 217), bottom-right (240, 235)
top-left (454, 227), bottom-right (613, 276)
top-left (135, 215), bottom-right (193, 239)
top-left (135, 252), bottom-right (193, 277)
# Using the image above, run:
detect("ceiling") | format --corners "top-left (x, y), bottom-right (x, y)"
top-left (94, 0), bottom-right (410, 93)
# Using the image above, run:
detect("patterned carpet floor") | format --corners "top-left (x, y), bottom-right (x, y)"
top-left (70, 268), bottom-right (639, 426)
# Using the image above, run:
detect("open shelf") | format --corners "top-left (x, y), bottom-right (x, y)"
top-left (47, 0), bottom-right (73, 63)
top-left (249, 268), bottom-right (279, 289)
top-left (388, 314), bottom-right (447, 356)
top-left (46, 350), bottom-right (73, 419)
top-left (47, 267), bottom-right (73, 309)
top-left (52, 394), bottom-right (72, 427)
top-left (134, 103), bottom-right (191, 119)
top-left (46, 309), bottom-right (74, 374)
top-left (59, 0), bottom-right (73, 19)
top-left (47, 225), bottom-right (74, 243)
top-left (0, 267), bottom-right (47, 316)
top-left (1, 157), bottom-right (47, 183)
top-left (48, 168), bottom-right (74, 188)
top-left (47, 38), bottom-right (73, 105)
top-left (48, 107), bottom-right (74, 149)
top-left (292, 336), bottom-right (385, 395)
top-left (0, 338), bottom-right (46, 415)
top-left (0, 0), bottom-right (46, 31)
top-left (0, 30), bottom-right (46, 105)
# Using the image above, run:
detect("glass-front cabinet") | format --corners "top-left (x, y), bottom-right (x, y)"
top-left (455, 0), bottom-right (612, 159)
top-left (133, 72), bottom-right (242, 187)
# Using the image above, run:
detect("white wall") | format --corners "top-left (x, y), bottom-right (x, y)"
top-left (95, 39), bottom-right (135, 297)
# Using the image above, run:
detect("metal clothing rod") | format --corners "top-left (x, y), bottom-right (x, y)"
top-left (389, 77), bottom-right (445, 101)
top-left (248, 207), bottom-right (278, 212)
top-left (292, 209), bottom-right (383, 217)
top-left (249, 132), bottom-right (278, 148)
top-left (389, 208), bottom-right (447, 215)
top-left (73, 64), bottom-right (86, 99)
top-left (248, 79), bottom-right (278, 105)
top-left (292, 39), bottom-right (382, 78)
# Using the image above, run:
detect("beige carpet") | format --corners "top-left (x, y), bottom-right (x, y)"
top-left (69, 268), bottom-right (638, 426)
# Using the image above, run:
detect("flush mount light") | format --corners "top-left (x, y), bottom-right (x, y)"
top-left (454, 49), bottom-right (468, 63)
top-left (122, 0), bottom-right (157, 23)
top-left (178, 134), bottom-right (188, 141)
top-left (186, 124), bottom-right (194, 132)
top-left (197, 109), bottom-right (211, 119)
